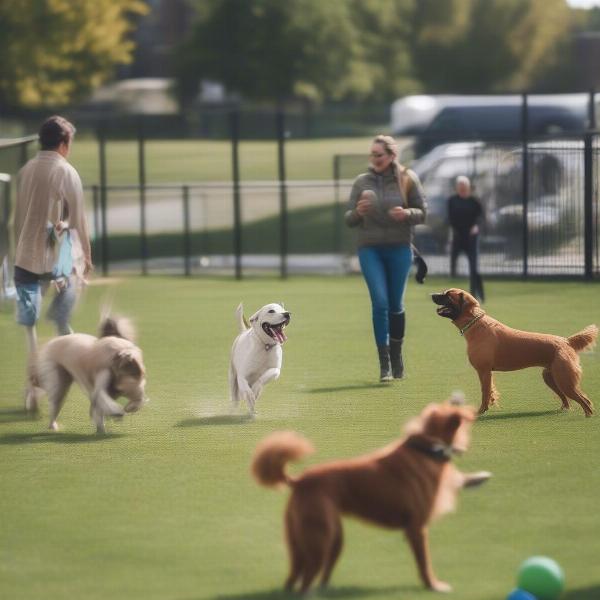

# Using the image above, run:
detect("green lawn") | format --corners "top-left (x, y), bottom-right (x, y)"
top-left (0, 276), bottom-right (599, 600)
top-left (68, 137), bottom-right (373, 185)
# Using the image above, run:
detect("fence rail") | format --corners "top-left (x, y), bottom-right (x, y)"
top-left (1, 103), bottom-right (600, 280)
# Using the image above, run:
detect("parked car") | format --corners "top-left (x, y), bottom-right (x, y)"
top-left (410, 141), bottom-right (582, 255)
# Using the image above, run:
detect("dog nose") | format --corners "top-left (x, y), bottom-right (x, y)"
top-left (283, 312), bottom-right (290, 319)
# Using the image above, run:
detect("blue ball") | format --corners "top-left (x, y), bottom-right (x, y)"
top-left (507, 589), bottom-right (537, 600)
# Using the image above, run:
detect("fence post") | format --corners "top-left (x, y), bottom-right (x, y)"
top-left (19, 141), bottom-right (29, 167)
top-left (91, 185), bottom-right (100, 244)
top-left (276, 108), bottom-right (288, 279)
top-left (182, 185), bottom-right (191, 276)
top-left (138, 117), bottom-right (148, 276)
top-left (333, 155), bottom-right (341, 254)
top-left (2, 176), bottom-right (11, 226)
top-left (521, 93), bottom-right (529, 278)
top-left (583, 90), bottom-right (596, 280)
top-left (230, 110), bottom-right (242, 280)
top-left (97, 123), bottom-right (109, 276)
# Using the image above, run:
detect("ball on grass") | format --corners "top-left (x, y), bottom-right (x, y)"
top-left (517, 556), bottom-right (564, 600)
top-left (506, 589), bottom-right (537, 600)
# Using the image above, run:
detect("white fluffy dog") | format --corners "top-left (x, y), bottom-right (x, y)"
top-left (229, 302), bottom-right (290, 414)
top-left (27, 316), bottom-right (148, 433)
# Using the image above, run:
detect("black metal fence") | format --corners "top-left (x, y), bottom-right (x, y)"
top-left (2, 97), bottom-right (600, 280)
top-left (336, 136), bottom-right (600, 278)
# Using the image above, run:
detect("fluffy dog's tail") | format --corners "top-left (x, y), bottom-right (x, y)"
top-left (251, 431), bottom-right (314, 488)
top-left (99, 316), bottom-right (136, 342)
top-left (568, 324), bottom-right (598, 353)
top-left (236, 303), bottom-right (249, 333)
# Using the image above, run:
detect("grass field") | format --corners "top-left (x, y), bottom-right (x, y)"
top-left (1, 276), bottom-right (599, 600)
top-left (67, 137), bottom-right (373, 185)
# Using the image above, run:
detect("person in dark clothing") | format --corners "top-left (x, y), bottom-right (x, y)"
top-left (447, 176), bottom-right (485, 302)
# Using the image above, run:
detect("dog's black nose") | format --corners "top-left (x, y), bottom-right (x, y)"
top-left (283, 312), bottom-right (291, 319)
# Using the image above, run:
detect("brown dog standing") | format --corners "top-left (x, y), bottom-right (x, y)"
top-left (432, 288), bottom-right (597, 416)
top-left (251, 401), bottom-right (490, 594)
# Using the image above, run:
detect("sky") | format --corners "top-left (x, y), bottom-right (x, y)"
top-left (567, 0), bottom-right (600, 7)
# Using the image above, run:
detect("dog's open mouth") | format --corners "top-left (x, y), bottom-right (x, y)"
top-left (436, 306), bottom-right (455, 318)
top-left (432, 293), bottom-right (460, 320)
top-left (262, 319), bottom-right (289, 343)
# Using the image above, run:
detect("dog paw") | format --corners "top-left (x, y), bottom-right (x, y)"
top-left (430, 580), bottom-right (452, 593)
top-left (48, 421), bottom-right (59, 432)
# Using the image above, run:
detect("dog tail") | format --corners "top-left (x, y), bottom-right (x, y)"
top-left (568, 324), bottom-right (598, 353)
top-left (251, 431), bottom-right (314, 488)
top-left (99, 316), bottom-right (137, 342)
top-left (236, 303), bottom-right (249, 333)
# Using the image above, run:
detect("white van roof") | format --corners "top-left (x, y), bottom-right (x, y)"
top-left (391, 93), bottom-right (591, 135)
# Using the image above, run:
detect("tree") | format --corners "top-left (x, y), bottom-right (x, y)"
top-left (0, 0), bottom-right (148, 110)
top-left (409, 0), bottom-right (573, 93)
top-left (175, 0), bottom-right (576, 106)
top-left (174, 0), bottom-right (372, 105)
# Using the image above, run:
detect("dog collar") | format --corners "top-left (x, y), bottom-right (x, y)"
top-left (405, 437), bottom-right (454, 463)
top-left (250, 329), bottom-right (278, 351)
top-left (458, 312), bottom-right (484, 336)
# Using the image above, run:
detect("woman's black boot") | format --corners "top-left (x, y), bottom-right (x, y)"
top-left (390, 339), bottom-right (404, 379)
top-left (377, 346), bottom-right (393, 382)
top-left (390, 312), bottom-right (406, 379)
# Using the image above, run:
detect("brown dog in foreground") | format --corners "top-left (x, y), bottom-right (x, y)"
top-left (252, 401), bottom-right (490, 594)
top-left (432, 288), bottom-right (597, 417)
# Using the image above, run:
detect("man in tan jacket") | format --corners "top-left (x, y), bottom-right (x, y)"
top-left (14, 115), bottom-right (92, 358)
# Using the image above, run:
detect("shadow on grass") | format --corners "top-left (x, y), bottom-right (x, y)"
top-left (0, 407), bottom-right (39, 424)
top-left (206, 585), bottom-right (406, 600)
top-left (176, 414), bottom-right (255, 427)
top-left (0, 431), bottom-right (124, 445)
top-left (564, 584), bottom-right (600, 599)
top-left (306, 383), bottom-right (393, 394)
top-left (477, 409), bottom-right (561, 422)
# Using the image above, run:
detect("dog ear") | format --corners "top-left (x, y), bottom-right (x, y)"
top-left (113, 350), bottom-right (143, 378)
top-left (249, 310), bottom-right (261, 324)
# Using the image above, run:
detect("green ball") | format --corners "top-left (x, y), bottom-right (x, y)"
top-left (517, 556), bottom-right (564, 600)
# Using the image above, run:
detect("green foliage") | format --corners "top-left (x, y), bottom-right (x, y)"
top-left (0, 0), bottom-right (147, 109)
top-left (175, 0), bottom-right (362, 104)
top-left (410, 0), bottom-right (573, 92)
top-left (176, 0), bottom-right (580, 102)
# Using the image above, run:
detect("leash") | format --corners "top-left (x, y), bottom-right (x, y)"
top-left (459, 312), bottom-right (485, 336)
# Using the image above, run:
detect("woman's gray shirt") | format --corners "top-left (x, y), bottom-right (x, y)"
top-left (344, 166), bottom-right (427, 247)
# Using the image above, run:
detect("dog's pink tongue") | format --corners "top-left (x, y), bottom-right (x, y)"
top-left (276, 329), bottom-right (287, 343)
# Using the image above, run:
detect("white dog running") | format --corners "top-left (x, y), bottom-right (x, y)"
top-left (229, 303), bottom-right (290, 414)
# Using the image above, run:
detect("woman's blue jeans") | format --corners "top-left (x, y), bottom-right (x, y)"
top-left (358, 244), bottom-right (412, 347)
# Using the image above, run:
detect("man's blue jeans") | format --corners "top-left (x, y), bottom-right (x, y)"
top-left (358, 244), bottom-right (412, 347)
